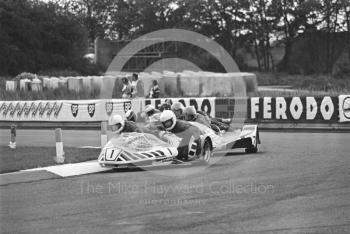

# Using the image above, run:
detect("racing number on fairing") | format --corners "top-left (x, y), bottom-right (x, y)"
top-left (105, 149), bottom-right (120, 161)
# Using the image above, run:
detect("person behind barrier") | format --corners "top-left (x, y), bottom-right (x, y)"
top-left (121, 77), bottom-right (132, 98)
top-left (159, 110), bottom-right (201, 161)
top-left (149, 79), bottom-right (160, 98)
top-left (165, 98), bottom-right (173, 106)
top-left (184, 106), bottom-right (211, 128)
top-left (171, 102), bottom-right (185, 120)
top-left (108, 114), bottom-right (141, 134)
top-left (143, 104), bottom-right (161, 122)
top-left (131, 73), bottom-right (144, 98)
top-left (125, 109), bottom-right (136, 122)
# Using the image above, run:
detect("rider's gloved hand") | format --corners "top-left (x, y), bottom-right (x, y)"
top-left (158, 131), bottom-right (166, 139)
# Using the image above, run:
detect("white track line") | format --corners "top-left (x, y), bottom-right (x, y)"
top-left (23, 161), bottom-right (111, 177)
top-left (79, 146), bottom-right (101, 149)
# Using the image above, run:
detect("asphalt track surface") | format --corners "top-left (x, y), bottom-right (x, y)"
top-left (1, 131), bottom-right (350, 233)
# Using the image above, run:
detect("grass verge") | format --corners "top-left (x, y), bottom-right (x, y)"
top-left (0, 146), bottom-right (101, 174)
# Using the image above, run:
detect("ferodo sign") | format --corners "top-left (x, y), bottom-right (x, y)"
top-left (215, 97), bottom-right (248, 119)
top-left (249, 96), bottom-right (339, 122)
top-left (144, 97), bottom-right (215, 117)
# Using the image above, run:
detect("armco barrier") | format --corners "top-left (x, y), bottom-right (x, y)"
top-left (0, 95), bottom-right (349, 126)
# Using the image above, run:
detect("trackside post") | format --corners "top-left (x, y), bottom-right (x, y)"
top-left (8, 124), bottom-right (16, 149)
top-left (55, 128), bottom-right (65, 163)
top-left (101, 121), bottom-right (108, 148)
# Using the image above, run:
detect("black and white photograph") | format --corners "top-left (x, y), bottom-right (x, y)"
top-left (0, 0), bottom-right (349, 233)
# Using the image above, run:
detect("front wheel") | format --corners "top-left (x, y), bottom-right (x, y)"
top-left (245, 147), bottom-right (258, 154)
top-left (201, 139), bottom-right (213, 163)
top-left (245, 137), bottom-right (258, 154)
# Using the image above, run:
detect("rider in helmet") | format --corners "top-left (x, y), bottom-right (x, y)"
top-left (160, 110), bottom-right (201, 161)
top-left (159, 103), bottom-right (171, 112)
top-left (197, 110), bottom-right (211, 124)
top-left (143, 104), bottom-right (161, 122)
top-left (141, 104), bottom-right (164, 133)
top-left (171, 102), bottom-right (185, 120)
top-left (125, 109), bottom-right (136, 122)
top-left (184, 106), bottom-right (211, 128)
top-left (159, 98), bottom-right (173, 112)
top-left (108, 114), bottom-right (141, 134)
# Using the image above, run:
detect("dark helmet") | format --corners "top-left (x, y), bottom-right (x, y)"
top-left (159, 103), bottom-right (171, 112)
top-left (126, 110), bottom-right (136, 122)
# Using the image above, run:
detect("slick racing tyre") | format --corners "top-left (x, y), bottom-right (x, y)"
top-left (201, 139), bottom-right (213, 163)
top-left (245, 138), bottom-right (258, 154)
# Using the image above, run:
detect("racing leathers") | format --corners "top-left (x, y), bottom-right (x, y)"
top-left (197, 110), bottom-right (211, 123)
top-left (176, 114), bottom-right (186, 120)
top-left (121, 121), bottom-right (142, 133)
top-left (166, 120), bottom-right (201, 161)
top-left (190, 113), bottom-right (211, 128)
top-left (197, 110), bottom-right (229, 132)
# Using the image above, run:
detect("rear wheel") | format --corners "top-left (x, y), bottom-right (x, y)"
top-left (202, 139), bottom-right (213, 163)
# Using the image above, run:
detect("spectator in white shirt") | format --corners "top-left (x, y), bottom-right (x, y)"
top-left (131, 73), bottom-right (144, 98)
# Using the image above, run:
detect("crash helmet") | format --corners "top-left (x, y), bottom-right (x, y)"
top-left (144, 104), bottom-right (156, 117)
top-left (160, 110), bottom-right (177, 131)
top-left (159, 103), bottom-right (171, 112)
top-left (164, 99), bottom-right (173, 106)
top-left (171, 102), bottom-right (185, 118)
top-left (108, 114), bottom-right (125, 133)
top-left (184, 106), bottom-right (197, 121)
top-left (125, 109), bottom-right (136, 122)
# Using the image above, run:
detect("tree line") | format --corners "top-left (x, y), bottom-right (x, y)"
top-left (1, 0), bottom-right (349, 76)
top-left (0, 0), bottom-right (97, 76)
top-left (58, 0), bottom-right (349, 72)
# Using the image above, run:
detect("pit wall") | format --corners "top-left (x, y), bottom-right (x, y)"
top-left (1, 95), bottom-right (349, 124)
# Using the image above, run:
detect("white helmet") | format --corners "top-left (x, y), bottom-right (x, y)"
top-left (108, 114), bottom-right (125, 133)
top-left (160, 110), bottom-right (177, 131)
top-left (144, 104), bottom-right (155, 116)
